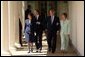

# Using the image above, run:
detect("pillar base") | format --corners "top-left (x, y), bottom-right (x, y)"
top-left (1, 50), bottom-right (11, 56)
top-left (9, 46), bottom-right (16, 55)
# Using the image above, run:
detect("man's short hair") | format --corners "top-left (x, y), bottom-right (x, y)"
top-left (35, 9), bottom-right (40, 14)
top-left (49, 8), bottom-right (55, 12)
top-left (27, 5), bottom-right (31, 9)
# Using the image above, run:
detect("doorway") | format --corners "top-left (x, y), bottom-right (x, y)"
top-left (17, 1), bottom-right (77, 56)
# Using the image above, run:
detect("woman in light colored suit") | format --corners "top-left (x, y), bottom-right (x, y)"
top-left (60, 13), bottom-right (70, 51)
top-left (24, 13), bottom-right (34, 53)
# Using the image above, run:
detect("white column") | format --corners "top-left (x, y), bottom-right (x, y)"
top-left (8, 1), bottom-right (16, 51)
top-left (1, 1), bottom-right (10, 56)
top-left (15, 1), bottom-right (25, 48)
top-left (14, 1), bottom-right (20, 48)
top-left (22, 1), bottom-right (25, 36)
top-left (1, 1), bottom-right (3, 52)
top-left (14, 1), bottom-right (23, 48)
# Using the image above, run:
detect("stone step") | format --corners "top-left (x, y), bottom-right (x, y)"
top-left (11, 50), bottom-right (47, 56)
top-left (12, 48), bottom-right (77, 56)
top-left (16, 45), bottom-right (48, 51)
top-left (12, 35), bottom-right (77, 56)
top-left (13, 43), bottom-right (77, 56)
top-left (12, 45), bottom-right (77, 56)
top-left (16, 44), bottom-right (76, 53)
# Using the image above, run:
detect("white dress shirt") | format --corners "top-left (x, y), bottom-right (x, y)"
top-left (51, 15), bottom-right (54, 24)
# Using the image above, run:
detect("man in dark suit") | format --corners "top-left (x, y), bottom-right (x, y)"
top-left (25, 5), bottom-right (32, 19)
top-left (33, 9), bottom-right (44, 52)
top-left (46, 9), bottom-right (61, 53)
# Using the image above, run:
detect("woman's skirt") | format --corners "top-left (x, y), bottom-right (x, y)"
top-left (25, 32), bottom-right (35, 43)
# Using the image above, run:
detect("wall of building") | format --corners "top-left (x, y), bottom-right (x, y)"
top-left (26, 1), bottom-right (39, 12)
top-left (1, 1), bottom-right (9, 52)
top-left (68, 1), bottom-right (84, 56)
top-left (57, 1), bottom-right (68, 17)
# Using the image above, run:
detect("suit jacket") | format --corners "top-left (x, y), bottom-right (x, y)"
top-left (47, 16), bottom-right (61, 33)
top-left (34, 15), bottom-right (44, 32)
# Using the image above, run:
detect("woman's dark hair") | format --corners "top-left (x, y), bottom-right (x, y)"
top-left (62, 13), bottom-right (67, 18)
top-left (27, 13), bottom-right (34, 18)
